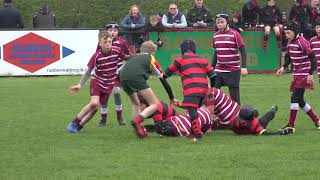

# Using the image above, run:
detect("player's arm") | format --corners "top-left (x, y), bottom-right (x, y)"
top-left (308, 52), bottom-right (316, 75)
top-left (277, 53), bottom-right (291, 75)
top-left (163, 59), bottom-right (181, 79)
top-left (205, 63), bottom-right (216, 87)
top-left (258, 128), bottom-right (294, 135)
top-left (151, 58), bottom-right (174, 101)
top-left (239, 45), bottom-right (248, 76)
top-left (69, 68), bottom-right (93, 93)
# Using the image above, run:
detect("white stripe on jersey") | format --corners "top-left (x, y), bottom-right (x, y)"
top-left (288, 44), bottom-right (299, 47)
top-left (214, 34), bottom-right (235, 38)
top-left (289, 50), bottom-right (303, 54)
top-left (290, 56), bottom-right (308, 60)
top-left (215, 48), bottom-right (238, 51)
top-left (293, 73), bottom-right (309, 76)
top-left (97, 60), bottom-right (118, 67)
top-left (217, 54), bottom-right (240, 58)
top-left (312, 48), bottom-right (320, 51)
top-left (292, 62), bottom-right (310, 65)
top-left (178, 116), bottom-right (190, 135)
top-left (96, 66), bottom-right (117, 72)
top-left (97, 55), bottom-right (118, 62)
top-left (171, 118), bottom-right (183, 136)
top-left (215, 41), bottom-right (236, 44)
top-left (217, 60), bottom-right (240, 64)
top-left (311, 41), bottom-right (320, 44)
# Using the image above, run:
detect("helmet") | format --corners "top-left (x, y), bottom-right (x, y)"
top-left (154, 121), bottom-right (175, 137)
top-left (283, 21), bottom-right (300, 35)
top-left (239, 105), bottom-right (259, 121)
top-left (215, 12), bottom-right (229, 22)
top-left (180, 40), bottom-right (196, 54)
top-left (105, 21), bottom-right (119, 30)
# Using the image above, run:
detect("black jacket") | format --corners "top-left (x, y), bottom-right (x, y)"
top-left (0, 5), bottom-right (23, 28)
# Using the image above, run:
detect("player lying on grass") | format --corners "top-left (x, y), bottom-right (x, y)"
top-left (174, 87), bottom-right (294, 136)
top-left (67, 31), bottom-right (125, 133)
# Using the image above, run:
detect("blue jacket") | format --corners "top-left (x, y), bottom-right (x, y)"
top-left (121, 15), bottom-right (145, 30)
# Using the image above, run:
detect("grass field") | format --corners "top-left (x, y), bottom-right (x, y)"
top-left (1, 74), bottom-right (320, 180)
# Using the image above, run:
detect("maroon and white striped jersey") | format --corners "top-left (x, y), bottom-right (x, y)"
top-left (309, 36), bottom-right (320, 82)
top-left (213, 29), bottom-right (245, 72)
top-left (166, 107), bottom-right (212, 137)
top-left (87, 47), bottom-right (125, 92)
top-left (203, 88), bottom-right (240, 125)
top-left (287, 35), bottom-right (313, 79)
top-left (112, 37), bottom-right (130, 55)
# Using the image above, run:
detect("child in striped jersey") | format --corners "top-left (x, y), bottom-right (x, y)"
top-left (97, 22), bottom-right (130, 127)
top-left (163, 40), bottom-right (216, 141)
top-left (173, 87), bottom-right (294, 136)
top-left (309, 20), bottom-right (320, 84)
top-left (277, 21), bottom-right (320, 131)
top-left (67, 31), bottom-right (125, 133)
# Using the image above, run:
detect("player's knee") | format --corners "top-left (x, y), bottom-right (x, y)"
top-left (90, 101), bottom-right (100, 110)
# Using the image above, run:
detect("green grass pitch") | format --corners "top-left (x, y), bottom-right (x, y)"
top-left (0, 74), bottom-right (319, 179)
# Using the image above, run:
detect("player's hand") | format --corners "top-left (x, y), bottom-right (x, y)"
top-left (276, 67), bottom-right (284, 76)
top-left (68, 84), bottom-right (81, 94)
top-left (173, 99), bottom-right (183, 107)
top-left (307, 75), bottom-right (313, 84)
top-left (241, 68), bottom-right (248, 77)
top-left (131, 23), bottom-right (136, 29)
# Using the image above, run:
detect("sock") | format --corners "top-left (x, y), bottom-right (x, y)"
top-left (288, 103), bottom-right (299, 127)
top-left (134, 115), bottom-right (144, 124)
top-left (303, 103), bottom-right (320, 123)
top-left (191, 119), bottom-right (202, 135)
top-left (101, 106), bottom-right (108, 120)
top-left (73, 116), bottom-right (81, 126)
top-left (115, 105), bottom-right (123, 120)
top-left (264, 34), bottom-right (269, 50)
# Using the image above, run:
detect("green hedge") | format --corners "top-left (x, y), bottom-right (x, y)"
top-left (13, 0), bottom-right (295, 28)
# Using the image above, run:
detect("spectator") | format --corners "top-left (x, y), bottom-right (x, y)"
top-left (259, 0), bottom-right (281, 51)
top-left (121, 5), bottom-right (145, 51)
top-left (33, 3), bottom-right (56, 28)
top-left (229, 12), bottom-right (244, 33)
top-left (289, 0), bottom-right (312, 39)
top-left (242, 0), bottom-right (260, 28)
top-left (162, 3), bottom-right (187, 29)
top-left (310, 0), bottom-right (319, 8)
top-left (0, 0), bottom-right (23, 28)
top-left (145, 14), bottom-right (164, 31)
top-left (186, 0), bottom-right (213, 28)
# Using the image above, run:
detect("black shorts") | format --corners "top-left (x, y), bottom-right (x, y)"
top-left (182, 95), bottom-right (205, 108)
top-left (214, 70), bottom-right (240, 88)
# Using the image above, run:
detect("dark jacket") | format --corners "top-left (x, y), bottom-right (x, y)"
top-left (242, 3), bottom-right (260, 25)
top-left (259, 5), bottom-right (281, 25)
top-left (186, 5), bottom-right (213, 27)
top-left (33, 5), bottom-right (56, 28)
top-left (289, 4), bottom-right (312, 23)
top-left (0, 5), bottom-right (23, 28)
top-left (121, 15), bottom-right (145, 30)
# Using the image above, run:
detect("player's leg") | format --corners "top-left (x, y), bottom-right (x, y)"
top-left (264, 25), bottom-right (271, 51)
top-left (136, 88), bottom-right (158, 120)
top-left (284, 89), bottom-right (303, 129)
top-left (214, 72), bottom-right (223, 89)
top-left (99, 96), bottom-right (110, 127)
top-left (113, 86), bottom-right (126, 125)
top-left (129, 92), bottom-right (147, 138)
top-left (273, 26), bottom-right (282, 49)
top-left (259, 105), bottom-right (278, 129)
top-left (298, 90), bottom-right (320, 129)
top-left (227, 71), bottom-right (241, 105)
top-left (67, 95), bottom-right (100, 133)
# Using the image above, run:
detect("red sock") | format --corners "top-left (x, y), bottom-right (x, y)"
top-left (101, 113), bottom-right (107, 120)
top-left (288, 110), bottom-right (298, 127)
top-left (191, 119), bottom-right (202, 134)
top-left (116, 110), bottom-right (123, 120)
top-left (264, 34), bottom-right (269, 50)
top-left (73, 117), bottom-right (81, 126)
top-left (134, 115), bottom-right (144, 124)
top-left (306, 109), bottom-right (320, 123)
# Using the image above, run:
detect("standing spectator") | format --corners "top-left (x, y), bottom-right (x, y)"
top-left (212, 12), bottom-right (248, 105)
top-left (277, 21), bottom-right (320, 131)
top-left (0, 0), bottom-right (23, 28)
top-left (289, 0), bottom-right (312, 39)
top-left (186, 0), bottom-right (213, 28)
top-left (121, 5), bottom-right (145, 53)
top-left (229, 12), bottom-right (244, 33)
top-left (33, 3), bottom-right (56, 28)
top-left (259, 0), bottom-right (282, 51)
top-left (242, 0), bottom-right (260, 28)
top-left (162, 3), bottom-right (187, 29)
